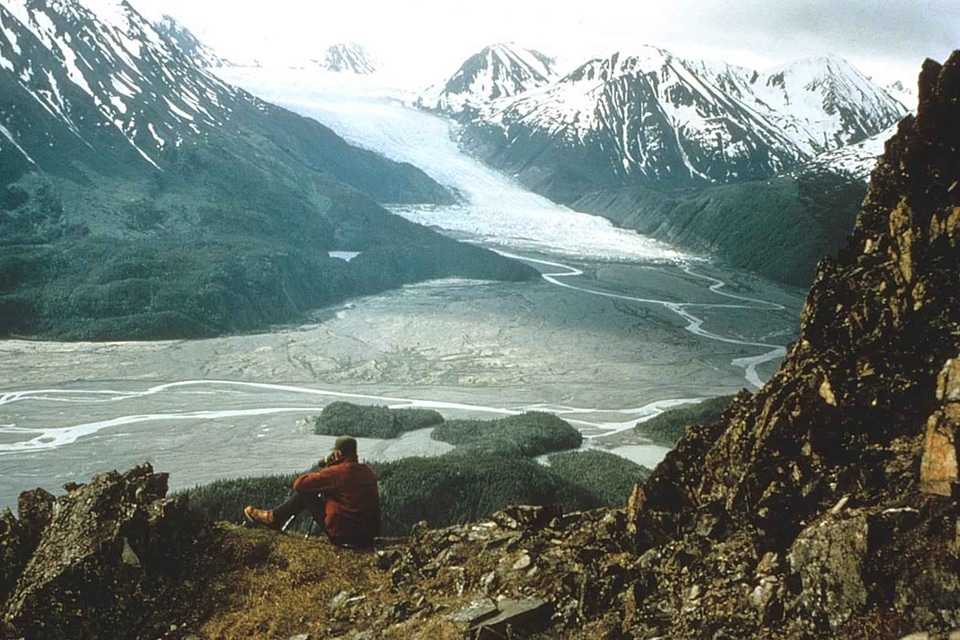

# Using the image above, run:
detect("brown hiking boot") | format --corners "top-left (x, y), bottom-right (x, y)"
top-left (244, 506), bottom-right (279, 530)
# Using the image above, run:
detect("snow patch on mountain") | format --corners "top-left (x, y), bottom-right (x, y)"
top-left (0, 121), bottom-right (36, 163)
top-left (803, 122), bottom-right (900, 181)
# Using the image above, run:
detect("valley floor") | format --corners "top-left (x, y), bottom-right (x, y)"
top-left (0, 255), bottom-right (802, 508)
top-left (0, 70), bottom-right (805, 509)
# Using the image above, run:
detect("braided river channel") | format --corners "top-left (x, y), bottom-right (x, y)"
top-left (0, 70), bottom-right (805, 508)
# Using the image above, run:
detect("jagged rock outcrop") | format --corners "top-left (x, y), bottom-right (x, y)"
top-left (1, 464), bottom-right (209, 640)
top-left (625, 50), bottom-right (960, 637)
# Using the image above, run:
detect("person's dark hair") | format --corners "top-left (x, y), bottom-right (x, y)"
top-left (334, 435), bottom-right (358, 459)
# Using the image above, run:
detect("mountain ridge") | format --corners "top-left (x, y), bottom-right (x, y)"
top-left (0, 0), bottom-right (538, 340)
top-left (458, 45), bottom-right (907, 199)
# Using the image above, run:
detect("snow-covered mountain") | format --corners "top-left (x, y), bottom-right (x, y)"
top-left (154, 14), bottom-right (232, 69)
top-left (421, 42), bottom-right (557, 117)
top-left (314, 43), bottom-right (377, 74)
top-left (0, 0), bottom-right (537, 341)
top-left (751, 55), bottom-right (908, 153)
top-left (458, 46), bottom-right (908, 199)
top-left (0, 0), bottom-right (245, 174)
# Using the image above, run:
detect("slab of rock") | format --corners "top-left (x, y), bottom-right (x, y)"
top-left (446, 598), bottom-right (498, 626)
top-left (922, 358), bottom-right (960, 495)
top-left (921, 410), bottom-right (959, 496)
top-left (470, 597), bottom-right (551, 639)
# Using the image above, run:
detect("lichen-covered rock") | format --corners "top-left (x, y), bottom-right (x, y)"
top-left (0, 510), bottom-right (30, 607)
top-left (787, 513), bottom-right (868, 631)
top-left (16, 488), bottom-right (54, 540)
top-left (0, 488), bottom-right (55, 616)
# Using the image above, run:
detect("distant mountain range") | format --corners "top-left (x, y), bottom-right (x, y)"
top-left (420, 43), bottom-right (557, 118)
top-left (425, 44), bottom-right (909, 285)
top-left (0, 0), bottom-right (535, 340)
top-left (452, 46), bottom-right (907, 199)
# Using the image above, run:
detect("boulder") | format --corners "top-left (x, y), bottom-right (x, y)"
top-left (470, 598), bottom-right (551, 639)
top-left (787, 513), bottom-right (868, 631)
top-left (1, 464), bottom-right (206, 640)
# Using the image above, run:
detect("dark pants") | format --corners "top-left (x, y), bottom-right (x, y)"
top-left (272, 492), bottom-right (375, 547)
top-left (272, 491), bottom-right (325, 531)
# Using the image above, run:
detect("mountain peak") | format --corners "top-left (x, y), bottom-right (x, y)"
top-left (420, 41), bottom-right (558, 117)
top-left (155, 14), bottom-right (232, 68)
top-left (315, 42), bottom-right (377, 74)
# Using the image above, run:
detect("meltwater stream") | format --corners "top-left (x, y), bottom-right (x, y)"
top-left (0, 70), bottom-right (805, 507)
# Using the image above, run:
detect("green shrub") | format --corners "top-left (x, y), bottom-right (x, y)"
top-left (635, 396), bottom-right (734, 447)
top-left (375, 455), bottom-right (598, 535)
top-left (546, 449), bottom-right (651, 507)
top-left (431, 412), bottom-right (583, 457)
top-left (314, 402), bottom-right (445, 439)
top-left (183, 473), bottom-right (319, 534)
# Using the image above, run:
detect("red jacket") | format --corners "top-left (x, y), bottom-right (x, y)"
top-left (293, 460), bottom-right (380, 545)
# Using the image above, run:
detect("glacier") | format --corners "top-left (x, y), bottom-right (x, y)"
top-left (218, 67), bottom-right (684, 264)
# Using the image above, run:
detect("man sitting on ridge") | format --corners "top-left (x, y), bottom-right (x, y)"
top-left (244, 435), bottom-right (381, 547)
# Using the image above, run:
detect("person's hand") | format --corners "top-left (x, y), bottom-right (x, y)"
top-left (325, 449), bottom-right (343, 466)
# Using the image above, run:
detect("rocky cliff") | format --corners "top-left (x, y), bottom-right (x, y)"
top-left (626, 50), bottom-right (960, 637)
top-left (1, 51), bottom-right (959, 639)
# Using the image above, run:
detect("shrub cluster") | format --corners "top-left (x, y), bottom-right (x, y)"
top-left (314, 402), bottom-right (444, 439)
top-left (431, 412), bottom-right (583, 457)
top-left (635, 396), bottom-right (734, 447)
top-left (546, 449), bottom-right (651, 507)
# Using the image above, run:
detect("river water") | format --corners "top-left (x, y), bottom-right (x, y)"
top-left (0, 70), bottom-right (805, 509)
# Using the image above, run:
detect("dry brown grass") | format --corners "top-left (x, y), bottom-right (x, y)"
top-left (192, 524), bottom-right (390, 639)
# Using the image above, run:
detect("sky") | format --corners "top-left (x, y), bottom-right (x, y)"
top-left (130, 0), bottom-right (960, 87)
